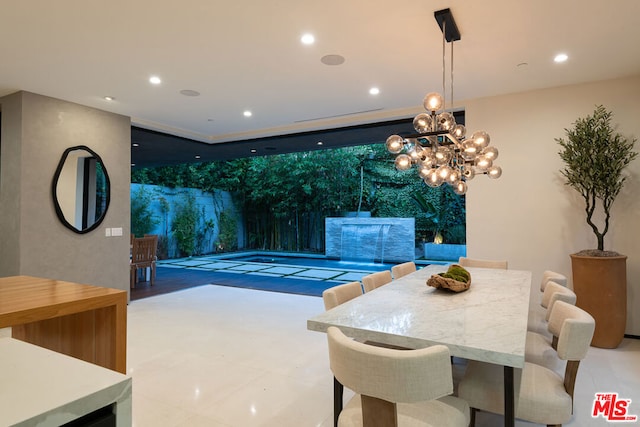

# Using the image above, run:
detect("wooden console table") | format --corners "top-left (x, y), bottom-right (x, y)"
top-left (0, 276), bottom-right (127, 374)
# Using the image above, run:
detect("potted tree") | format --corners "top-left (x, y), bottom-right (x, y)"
top-left (557, 105), bottom-right (637, 348)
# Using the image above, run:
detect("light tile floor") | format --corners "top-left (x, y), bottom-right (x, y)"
top-left (127, 285), bottom-right (640, 427)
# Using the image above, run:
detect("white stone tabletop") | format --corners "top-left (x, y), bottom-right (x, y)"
top-left (308, 265), bottom-right (531, 368)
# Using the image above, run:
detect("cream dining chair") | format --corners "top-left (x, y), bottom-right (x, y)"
top-left (322, 281), bottom-right (364, 424)
top-left (391, 261), bottom-right (417, 279)
top-left (327, 326), bottom-right (470, 427)
top-left (458, 301), bottom-right (595, 427)
top-left (362, 270), bottom-right (393, 293)
top-left (540, 270), bottom-right (568, 292)
top-left (323, 281), bottom-right (363, 311)
top-left (525, 282), bottom-right (577, 373)
top-left (458, 257), bottom-right (508, 269)
top-left (528, 281), bottom-right (577, 337)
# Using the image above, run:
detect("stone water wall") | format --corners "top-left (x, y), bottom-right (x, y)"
top-left (325, 217), bottom-right (415, 263)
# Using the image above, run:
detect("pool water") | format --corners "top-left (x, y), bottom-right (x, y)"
top-left (222, 255), bottom-right (397, 272)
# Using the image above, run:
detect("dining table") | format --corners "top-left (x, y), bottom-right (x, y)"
top-left (307, 264), bottom-right (531, 427)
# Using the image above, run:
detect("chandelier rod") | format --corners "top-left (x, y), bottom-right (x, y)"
top-left (435, 7), bottom-right (461, 114)
top-left (442, 20), bottom-right (446, 112)
top-left (450, 39), bottom-right (454, 112)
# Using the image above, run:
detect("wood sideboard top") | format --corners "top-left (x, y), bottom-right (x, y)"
top-left (0, 275), bottom-right (126, 328)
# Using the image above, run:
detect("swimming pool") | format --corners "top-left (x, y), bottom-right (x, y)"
top-left (221, 254), bottom-right (399, 272)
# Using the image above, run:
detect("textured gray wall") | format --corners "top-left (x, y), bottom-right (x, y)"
top-left (0, 91), bottom-right (131, 295)
top-left (0, 92), bottom-right (23, 274)
top-left (325, 217), bottom-right (415, 263)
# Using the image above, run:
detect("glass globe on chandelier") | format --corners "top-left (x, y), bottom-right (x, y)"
top-left (385, 8), bottom-right (501, 195)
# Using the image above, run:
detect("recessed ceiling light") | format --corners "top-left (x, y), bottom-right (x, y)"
top-left (250, 149), bottom-right (257, 153)
top-left (103, 96), bottom-right (115, 101)
top-left (301, 33), bottom-right (315, 45)
top-left (554, 53), bottom-right (568, 63)
top-left (317, 141), bottom-right (324, 146)
top-left (131, 163), bottom-right (136, 167)
top-left (369, 87), bottom-right (380, 95)
top-left (243, 110), bottom-right (252, 117)
top-left (149, 76), bottom-right (162, 85)
top-left (132, 143), bottom-right (139, 147)
top-left (195, 155), bottom-right (201, 159)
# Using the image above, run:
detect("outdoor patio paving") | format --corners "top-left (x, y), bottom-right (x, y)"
top-left (158, 255), bottom-right (385, 284)
top-left (133, 254), bottom-right (448, 300)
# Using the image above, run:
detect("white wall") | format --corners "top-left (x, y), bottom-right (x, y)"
top-left (464, 75), bottom-right (640, 335)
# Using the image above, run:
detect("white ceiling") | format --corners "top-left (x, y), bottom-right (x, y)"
top-left (1, 0), bottom-right (639, 146)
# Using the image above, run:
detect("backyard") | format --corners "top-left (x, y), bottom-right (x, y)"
top-left (131, 142), bottom-right (467, 262)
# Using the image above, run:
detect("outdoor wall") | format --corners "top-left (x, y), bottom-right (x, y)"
top-left (0, 91), bottom-right (131, 294)
top-left (463, 75), bottom-right (640, 335)
top-left (131, 183), bottom-right (241, 257)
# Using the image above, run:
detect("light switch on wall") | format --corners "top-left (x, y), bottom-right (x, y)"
top-left (105, 228), bottom-right (112, 237)
top-left (111, 227), bottom-right (123, 236)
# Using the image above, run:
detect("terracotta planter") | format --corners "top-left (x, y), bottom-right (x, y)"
top-left (570, 254), bottom-right (627, 348)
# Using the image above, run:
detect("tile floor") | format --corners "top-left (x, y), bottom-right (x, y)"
top-left (128, 285), bottom-right (640, 427)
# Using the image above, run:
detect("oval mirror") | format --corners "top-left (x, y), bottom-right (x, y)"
top-left (52, 145), bottom-right (110, 234)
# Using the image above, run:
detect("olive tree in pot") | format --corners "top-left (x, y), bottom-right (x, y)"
top-left (557, 105), bottom-right (637, 348)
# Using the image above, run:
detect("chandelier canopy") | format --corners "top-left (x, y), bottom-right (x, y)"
top-left (385, 8), bottom-right (501, 195)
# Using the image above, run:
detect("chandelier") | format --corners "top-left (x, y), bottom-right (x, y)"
top-left (385, 8), bottom-right (501, 195)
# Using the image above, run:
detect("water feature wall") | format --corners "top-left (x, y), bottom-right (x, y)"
top-left (325, 217), bottom-right (415, 263)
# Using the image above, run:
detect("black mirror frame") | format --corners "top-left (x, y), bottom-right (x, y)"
top-left (52, 145), bottom-right (111, 234)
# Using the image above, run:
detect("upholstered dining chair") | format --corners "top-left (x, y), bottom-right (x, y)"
top-left (458, 301), bottom-right (595, 427)
top-left (324, 279), bottom-right (409, 422)
top-left (391, 261), bottom-right (417, 279)
top-left (526, 282), bottom-right (578, 372)
top-left (130, 235), bottom-right (158, 288)
top-left (327, 326), bottom-right (470, 427)
top-left (540, 270), bottom-right (568, 292)
top-left (458, 257), bottom-right (508, 269)
top-left (322, 280), bottom-right (365, 419)
top-left (362, 270), bottom-right (393, 293)
top-left (323, 281), bottom-right (364, 311)
top-left (528, 281), bottom-right (577, 337)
